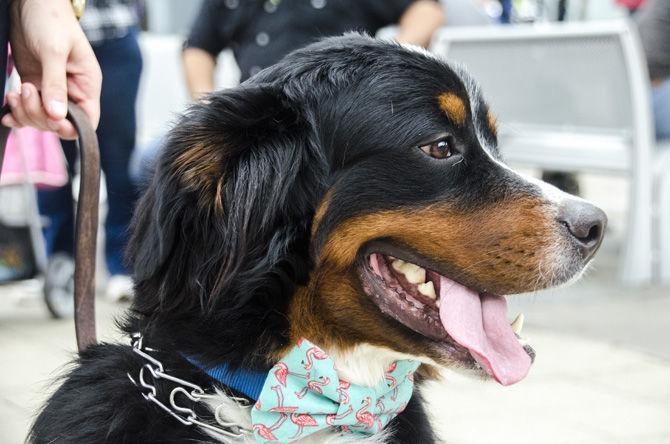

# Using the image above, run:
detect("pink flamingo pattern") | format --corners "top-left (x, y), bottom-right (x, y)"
top-left (325, 405), bottom-right (353, 425)
top-left (273, 362), bottom-right (310, 387)
top-left (301, 346), bottom-right (328, 370)
top-left (295, 376), bottom-right (331, 399)
top-left (252, 413), bottom-right (287, 441)
top-left (289, 412), bottom-right (319, 440)
top-left (268, 385), bottom-right (298, 414)
top-left (385, 362), bottom-right (400, 400)
top-left (355, 397), bottom-right (375, 430)
top-left (376, 395), bottom-right (386, 413)
top-left (250, 338), bottom-right (421, 442)
top-left (337, 380), bottom-right (351, 404)
top-left (386, 373), bottom-right (399, 401)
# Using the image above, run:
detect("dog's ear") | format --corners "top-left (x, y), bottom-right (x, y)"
top-left (127, 85), bottom-right (325, 324)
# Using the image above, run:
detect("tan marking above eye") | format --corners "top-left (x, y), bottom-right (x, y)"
top-left (437, 93), bottom-right (467, 127)
top-left (486, 109), bottom-right (498, 137)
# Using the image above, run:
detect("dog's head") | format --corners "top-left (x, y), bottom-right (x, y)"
top-left (128, 34), bottom-right (605, 386)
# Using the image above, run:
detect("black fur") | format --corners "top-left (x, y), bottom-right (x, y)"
top-left (27, 34), bottom-right (515, 443)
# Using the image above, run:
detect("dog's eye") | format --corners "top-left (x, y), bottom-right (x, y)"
top-left (419, 137), bottom-right (453, 160)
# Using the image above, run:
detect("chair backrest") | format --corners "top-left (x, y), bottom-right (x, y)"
top-left (431, 20), bottom-right (655, 173)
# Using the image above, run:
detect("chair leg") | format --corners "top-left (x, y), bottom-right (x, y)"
top-left (621, 172), bottom-right (653, 286)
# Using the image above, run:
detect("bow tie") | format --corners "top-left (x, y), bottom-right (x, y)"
top-left (251, 339), bottom-right (420, 443)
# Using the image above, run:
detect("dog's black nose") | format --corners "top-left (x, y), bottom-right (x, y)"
top-left (558, 199), bottom-right (607, 261)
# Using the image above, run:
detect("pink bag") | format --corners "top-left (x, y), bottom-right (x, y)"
top-left (1, 46), bottom-right (68, 189)
top-left (0, 127), bottom-right (68, 189)
top-left (615, 0), bottom-right (646, 9)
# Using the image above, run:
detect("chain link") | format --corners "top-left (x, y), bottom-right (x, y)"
top-left (127, 333), bottom-right (252, 440)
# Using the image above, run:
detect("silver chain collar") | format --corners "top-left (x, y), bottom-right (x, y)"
top-left (127, 332), bottom-right (252, 440)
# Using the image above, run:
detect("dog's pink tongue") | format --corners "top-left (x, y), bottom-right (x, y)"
top-left (438, 276), bottom-right (531, 386)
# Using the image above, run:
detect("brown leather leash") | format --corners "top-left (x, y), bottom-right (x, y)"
top-left (0, 102), bottom-right (100, 351)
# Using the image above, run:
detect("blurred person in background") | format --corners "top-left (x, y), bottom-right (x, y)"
top-left (36, 0), bottom-right (142, 302)
top-left (636, 0), bottom-right (670, 140)
top-left (182, 0), bottom-right (445, 100)
top-left (130, 0), bottom-right (444, 185)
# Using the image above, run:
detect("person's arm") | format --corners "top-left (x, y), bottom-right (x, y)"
top-left (182, 47), bottom-right (217, 101)
top-left (2, 0), bottom-right (101, 139)
top-left (395, 0), bottom-right (445, 48)
top-left (182, 0), bottom-right (230, 101)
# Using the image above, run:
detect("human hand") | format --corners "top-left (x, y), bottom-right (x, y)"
top-left (2, 0), bottom-right (102, 139)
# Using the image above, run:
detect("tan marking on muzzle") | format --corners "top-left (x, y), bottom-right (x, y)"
top-left (319, 198), bottom-right (558, 295)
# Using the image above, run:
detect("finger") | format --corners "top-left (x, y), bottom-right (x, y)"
top-left (1, 114), bottom-right (19, 128)
top-left (7, 90), bottom-right (39, 129)
top-left (20, 83), bottom-right (77, 139)
top-left (52, 119), bottom-right (78, 140)
top-left (65, 57), bottom-right (102, 129)
top-left (21, 83), bottom-right (55, 131)
top-left (5, 91), bottom-right (19, 109)
top-left (40, 50), bottom-right (69, 121)
top-left (77, 97), bottom-right (101, 130)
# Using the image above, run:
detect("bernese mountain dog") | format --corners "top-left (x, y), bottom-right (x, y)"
top-left (29, 34), bottom-right (606, 443)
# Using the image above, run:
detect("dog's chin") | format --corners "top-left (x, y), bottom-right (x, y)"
top-left (356, 247), bottom-right (539, 386)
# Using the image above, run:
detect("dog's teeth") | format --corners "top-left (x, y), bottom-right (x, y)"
top-left (417, 281), bottom-right (436, 299)
top-left (392, 260), bottom-right (426, 284)
top-left (391, 259), bottom-right (406, 272)
top-left (511, 313), bottom-right (524, 335)
top-left (402, 263), bottom-right (426, 284)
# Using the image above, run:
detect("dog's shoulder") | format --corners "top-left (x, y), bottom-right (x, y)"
top-left (28, 343), bottom-right (213, 444)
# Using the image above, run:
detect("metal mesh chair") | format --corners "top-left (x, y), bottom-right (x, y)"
top-left (432, 20), bottom-right (669, 285)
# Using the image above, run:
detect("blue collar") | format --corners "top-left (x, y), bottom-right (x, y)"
top-left (184, 356), bottom-right (267, 400)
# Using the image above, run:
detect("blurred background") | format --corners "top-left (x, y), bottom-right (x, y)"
top-left (1, 0), bottom-right (669, 442)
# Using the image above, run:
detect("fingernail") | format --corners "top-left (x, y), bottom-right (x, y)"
top-left (47, 119), bottom-right (60, 131)
top-left (49, 99), bottom-right (67, 118)
top-left (7, 96), bottom-right (17, 107)
top-left (22, 86), bottom-right (31, 99)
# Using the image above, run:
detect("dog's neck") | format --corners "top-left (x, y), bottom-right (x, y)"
top-left (284, 286), bottom-right (439, 388)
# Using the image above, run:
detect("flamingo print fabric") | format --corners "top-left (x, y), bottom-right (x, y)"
top-left (251, 338), bottom-right (420, 442)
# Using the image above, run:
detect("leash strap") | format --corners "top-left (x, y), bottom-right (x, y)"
top-left (0, 102), bottom-right (100, 351)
